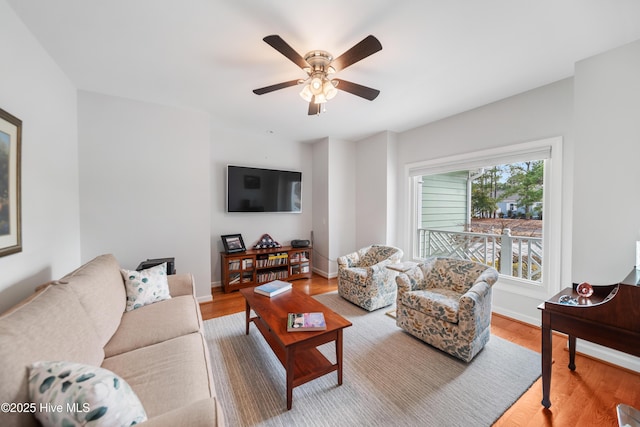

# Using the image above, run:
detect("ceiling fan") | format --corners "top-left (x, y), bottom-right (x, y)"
top-left (252, 35), bottom-right (382, 115)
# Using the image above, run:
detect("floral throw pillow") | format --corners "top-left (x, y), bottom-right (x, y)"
top-left (28, 361), bottom-right (147, 427)
top-left (121, 262), bottom-right (171, 312)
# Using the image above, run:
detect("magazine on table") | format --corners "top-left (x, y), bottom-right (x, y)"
top-left (287, 312), bottom-right (326, 331)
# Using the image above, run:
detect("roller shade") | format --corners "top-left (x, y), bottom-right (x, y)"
top-left (408, 143), bottom-right (552, 177)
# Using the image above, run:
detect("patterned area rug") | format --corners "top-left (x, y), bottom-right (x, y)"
top-left (203, 292), bottom-right (540, 427)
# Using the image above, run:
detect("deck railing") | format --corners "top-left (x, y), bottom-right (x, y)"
top-left (418, 228), bottom-right (542, 282)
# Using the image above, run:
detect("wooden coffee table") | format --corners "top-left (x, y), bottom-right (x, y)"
top-left (239, 287), bottom-right (352, 410)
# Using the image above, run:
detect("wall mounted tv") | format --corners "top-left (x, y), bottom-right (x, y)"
top-left (226, 165), bottom-right (302, 213)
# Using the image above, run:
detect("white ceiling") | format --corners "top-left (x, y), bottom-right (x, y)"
top-left (8, 0), bottom-right (640, 142)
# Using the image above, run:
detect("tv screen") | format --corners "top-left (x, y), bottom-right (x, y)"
top-left (226, 165), bottom-right (302, 213)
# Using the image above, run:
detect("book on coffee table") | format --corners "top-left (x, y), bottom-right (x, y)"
top-left (254, 280), bottom-right (292, 297)
top-left (287, 312), bottom-right (326, 332)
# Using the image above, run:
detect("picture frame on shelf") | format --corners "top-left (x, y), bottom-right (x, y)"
top-left (221, 234), bottom-right (246, 254)
top-left (0, 108), bottom-right (22, 258)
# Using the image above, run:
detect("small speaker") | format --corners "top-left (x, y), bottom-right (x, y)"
top-left (291, 239), bottom-right (310, 248)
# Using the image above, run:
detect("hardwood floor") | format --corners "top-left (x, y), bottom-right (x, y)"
top-left (200, 274), bottom-right (640, 426)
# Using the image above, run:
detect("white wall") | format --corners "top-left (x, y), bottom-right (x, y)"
top-left (0, 0), bottom-right (81, 314)
top-left (210, 125), bottom-right (313, 283)
top-left (570, 40), bottom-right (640, 370)
top-left (311, 137), bottom-right (356, 277)
top-left (77, 91), bottom-right (212, 301)
top-left (356, 131), bottom-right (399, 249)
top-left (572, 39), bottom-right (640, 283)
top-left (312, 138), bottom-right (330, 275)
top-left (328, 138), bottom-right (356, 276)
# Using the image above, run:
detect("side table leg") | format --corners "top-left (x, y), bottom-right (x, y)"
top-left (336, 329), bottom-right (344, 385)
top-left (541, 311), bottom-right (552, 408)
top-left (245, 300), bottom-right (250, 335)
top-left (568, 335), bottom-right (576, 371)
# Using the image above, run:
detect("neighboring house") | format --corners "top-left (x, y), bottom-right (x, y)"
top-left (496, 195), bottom-right (542, 219)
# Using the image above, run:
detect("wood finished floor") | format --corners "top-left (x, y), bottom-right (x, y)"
top-left (200, 274), bottom-right (640, 427)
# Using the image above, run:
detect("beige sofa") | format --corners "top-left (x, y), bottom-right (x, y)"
top-left (0, 254), bottom-right (223, 427)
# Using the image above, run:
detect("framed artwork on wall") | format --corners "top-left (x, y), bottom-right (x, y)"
top-left (0, 108), bottom-right (22, 257)
top-left (221, 234), bottom-right (246, 254)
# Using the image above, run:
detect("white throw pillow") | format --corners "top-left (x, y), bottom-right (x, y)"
top-left (28, 361), bottom-right (147, 427)
top-left (121, 262), bottom-right (171, 311)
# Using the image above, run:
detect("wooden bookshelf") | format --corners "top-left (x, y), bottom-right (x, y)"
top-left (220, 246), bottom-right (312, 293)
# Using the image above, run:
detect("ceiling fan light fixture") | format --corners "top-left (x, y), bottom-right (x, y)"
top-left (310, 75), bottom-right (323, 95)
top-left (255, 35), bottom-right (382, 115)
top-left (323, 79), bottom-right (337, 100)
top-left (314, 93), bottom-right (327, 104)
top-left (299, 84), bottom-right (313, 102)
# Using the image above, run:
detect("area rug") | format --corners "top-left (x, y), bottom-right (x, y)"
top-left (203, 292), bottom-right (540, 427)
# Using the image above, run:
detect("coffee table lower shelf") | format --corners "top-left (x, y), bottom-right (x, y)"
top-left (248, 313), bottom-right (344, 410)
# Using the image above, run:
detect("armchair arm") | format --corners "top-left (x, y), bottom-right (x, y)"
top-left (370, 257), bottom-right (396, 277)
top-left (396, 273), bottom-right (413, 296)
top-left (395, 266), bottom-right (426, 296)
top-left (459, 279), bottom-right (494, 333)
top-left (337, 252), bottom-right (360, 268)
top-left (473, 267), bottom-right (499, 287)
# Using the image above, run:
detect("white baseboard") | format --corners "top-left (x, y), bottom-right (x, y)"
top-left (197, 294), bottom-right (213, 303)
top-left (576, 340), bottom-right (640, 373)
top-left (312, 267), bottom-right (336, 279)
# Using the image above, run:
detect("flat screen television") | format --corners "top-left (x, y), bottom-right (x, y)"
top-left (226, 165), bottom-right (302, 213)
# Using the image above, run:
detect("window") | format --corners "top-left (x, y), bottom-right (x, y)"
top-left (406, 137), bottom-right (562, 296)
top-left (417, 160), bottom-right (544, 282)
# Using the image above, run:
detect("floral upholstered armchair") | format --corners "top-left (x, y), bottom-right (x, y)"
top-left (395, 257), bottom-right (498, 362)
top-left (337, 245), bottom-right (403, 311)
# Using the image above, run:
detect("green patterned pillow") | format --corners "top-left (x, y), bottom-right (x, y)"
top-left (28, 361), bottom-right (147, 427)
top-left (121, 262), bottom-right (171, 312)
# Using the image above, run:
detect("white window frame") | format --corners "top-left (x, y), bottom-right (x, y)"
top-left (405, 137), bottom-right (563, 299)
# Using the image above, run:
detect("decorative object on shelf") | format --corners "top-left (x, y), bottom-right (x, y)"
top-left (576, 281), bottom-right (594, 297)
top-left (0, 108), bottom-right (22, 258)
top-left (254, 233), bottom-right (281, 249)
top-left (221, 234), bottom-right (246, 254)
top-left (254, 279), bottom-right (292, 297)
top-left (558, 294), bottom-right (579, 305)
top-left (291, 239), bottom-right (310, 248)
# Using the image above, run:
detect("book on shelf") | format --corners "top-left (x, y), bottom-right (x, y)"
top-left (287, 312), bottom-right (326, 332)
top-left (253, 280), bottom-right (292, 297)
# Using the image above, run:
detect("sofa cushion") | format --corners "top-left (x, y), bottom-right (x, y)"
top-left (121, 262), bottom-right (171, 312)
top-left (0, 285), bottom-right (105, 427)
top-left (101, 333), bottom-right (215, 418)
top-left (167, 273), bottom-right (196, 297)
top-left (400, 288), bottom-right (461, 323)
top-left (104, 295), bottom-right (202, 358)
top-left (61, 254), bottom-right (127, 347)
top-left (137, 398), bottom-right (221, 427)
top-left (28, 360), bottom-right (147, 427)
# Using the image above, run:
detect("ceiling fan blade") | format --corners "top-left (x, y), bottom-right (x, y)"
top-left (333, 79), bottom-right (380, 101)
top-left (253, 79), bottom-right (301, 95)
top-left (331, 35), bottom-right (382, 72)
top-left (263, 35), bottom-right (308, 69)
top-left (308, 98), bottom-right (321, 115)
